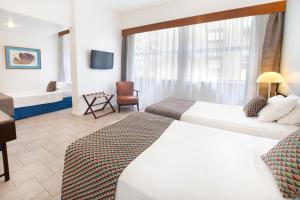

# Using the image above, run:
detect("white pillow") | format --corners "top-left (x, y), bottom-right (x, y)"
top-left (277, 98), bottom-right (300, 125)
top-left (268, 95), bottom-right (284, 103)
top-left (258, 95), bottom-right (298, 122)
top-left (56, 82), bottom-right (71, 90)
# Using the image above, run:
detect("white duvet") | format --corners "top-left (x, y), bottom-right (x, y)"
top-left (181, 101), bottom-right (299, 140)
top-left (6, 90), bottom-right (72, 108)
top-left (115, 121), bottom-right (283, 200)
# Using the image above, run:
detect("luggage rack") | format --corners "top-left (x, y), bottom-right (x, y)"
top-left (83, 92), bottom-right (115, 119)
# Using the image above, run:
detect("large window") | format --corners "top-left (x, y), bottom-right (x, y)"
top-left (126, 15), bottom-right (269, 107)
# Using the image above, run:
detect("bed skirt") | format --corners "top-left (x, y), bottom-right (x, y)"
top-left (14, 97), bottom-right (72, 120)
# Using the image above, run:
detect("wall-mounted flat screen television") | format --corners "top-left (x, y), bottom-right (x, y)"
top-left (90, 50), bottom-right (114, 69)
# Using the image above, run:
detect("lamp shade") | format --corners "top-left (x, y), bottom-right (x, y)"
top-left (257, 72), bottom-right (285, 83)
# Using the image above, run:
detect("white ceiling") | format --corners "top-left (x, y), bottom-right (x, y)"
top-left (103, 0), bottom-right (176, 12)
top-left (0, 9), bottom-right (67, 36)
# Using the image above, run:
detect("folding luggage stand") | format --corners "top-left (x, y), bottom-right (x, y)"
top-left (83, 92), bottom-right (115, 119)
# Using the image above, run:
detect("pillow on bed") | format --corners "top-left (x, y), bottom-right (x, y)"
top-left (258, 95), bottom-right (298, 122)
top-left (277, 97), bottom-right (300, 125)
top-left (262, 130), bottom-right (300, 199)
top-left (46, 81), bottom-right (56, 92)
top-left (56, 82), bottom-right (71, 90)
top-left (243, 96), bottom-right (267, 117)
top-left (268, 95), bottom-right (285, 103)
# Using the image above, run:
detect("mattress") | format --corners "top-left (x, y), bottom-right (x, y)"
top-left (180, 101), bottom-right (299, 140)
top-left (6, 90), bottom-right (72, 108)
top-left (115, 120), bottom-right (283, 200)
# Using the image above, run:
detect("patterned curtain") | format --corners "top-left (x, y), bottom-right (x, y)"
top-left (259, 12), bottom-right (284, 98)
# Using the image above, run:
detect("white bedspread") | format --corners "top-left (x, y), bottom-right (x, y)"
top-left (181, 101), bottom-right (299, 140)
top-left (116, 121), bottom-right (283, 200)
top-left (6, 90), bottom-right (72, 108)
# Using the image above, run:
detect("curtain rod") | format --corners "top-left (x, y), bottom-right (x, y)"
top-left (122, 1), bottom-right (286, 36)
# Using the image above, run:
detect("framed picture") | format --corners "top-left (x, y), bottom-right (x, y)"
top-left (5, 46), bottom-right (41, 69)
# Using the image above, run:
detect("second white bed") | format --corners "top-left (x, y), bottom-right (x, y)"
top-left (116, 120), bottom-right (283, 200)
top-left (6, 89), bottom-right (72, 108)
top-left (181, 101), bottom-right (299, 140)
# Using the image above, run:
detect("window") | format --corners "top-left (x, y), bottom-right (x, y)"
top-left (126, 15), bottom-right (268, 106)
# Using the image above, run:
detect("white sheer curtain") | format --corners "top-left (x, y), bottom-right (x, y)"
top-left (126, 15), bottom-right (269, 108)
top-left (58, 34), bottom-right (72, 84)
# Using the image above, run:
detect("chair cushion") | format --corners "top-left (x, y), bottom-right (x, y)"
top-left (262, 130), bottom-right (300, 199)
top-left (117, 96), bottom-right (138, 105)
top-left (243, 96), bottom-right (267, 117)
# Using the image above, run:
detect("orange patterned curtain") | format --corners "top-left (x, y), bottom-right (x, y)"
top-left (259, 12), bottom-right (284, 98)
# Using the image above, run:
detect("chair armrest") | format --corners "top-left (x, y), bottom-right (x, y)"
top-left (134, 90), bottom-right (139, 97)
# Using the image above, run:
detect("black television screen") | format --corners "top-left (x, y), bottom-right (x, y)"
top-left (91, 50), bottom-right (114, 69)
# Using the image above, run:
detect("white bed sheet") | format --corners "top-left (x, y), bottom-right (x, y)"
top-left (181, 101), bottom-right (299, 140)
top-left (116, 121), bottom-right (283, 200)
top-left (6, 90), bottom-right (72, 108)
top-left (58, 90), bottom-right (72, 98)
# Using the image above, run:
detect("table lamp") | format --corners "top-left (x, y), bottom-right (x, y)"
top-left (257, 72), bottom-right (285, 99)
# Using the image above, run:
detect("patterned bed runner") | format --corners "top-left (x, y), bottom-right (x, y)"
top-left (62, 112), bottom-right (173, 200)
top-left (0, 93), bottom-right (14, 117)
top-left (145, 98), bottom-right (196, 120)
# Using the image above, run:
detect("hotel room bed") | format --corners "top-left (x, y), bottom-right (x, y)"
top-left (5, 89), bottom-right (72, 120)
top-left (145, 98), bottom-right (299, 140)
top-left (62, 112), bottom-right (285, 200)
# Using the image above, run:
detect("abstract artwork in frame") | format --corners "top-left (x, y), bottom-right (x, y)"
top-left (5, 46), bottom-right (41, 69)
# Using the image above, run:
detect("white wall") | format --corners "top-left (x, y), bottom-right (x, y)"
top-left (0, 0), bottom-right (71, 26)
top-left (279, 0), bottom-right (300, 95)
top-left (0, 31), bottom-right (59, 93)
top-left (71, 0), bottom-right (121, 115)
top-left (121, 0), bottom-right (282, 29)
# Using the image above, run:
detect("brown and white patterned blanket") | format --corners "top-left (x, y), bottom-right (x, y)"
top-left (145, 98), bottom-right (196, 120)
top-left (0, 93), bottom-right (14, 117)
top-left (62, 112), bottom-right (173, 200)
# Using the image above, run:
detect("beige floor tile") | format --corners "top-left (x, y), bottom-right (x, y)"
top-left (17, 148), bottom-right (54, 166)
top-left (34, 168), bottom-right (54, 184)
top-left (7, 142), bottom-right (28, 157)
top-left (32, 190), bottom-right (52, 200)
top-left (11, 161), bottom-right (52, 186)
top-left (40, 172), bottom-right (63, 196)
top-left (23, 138), bottom-right (54, 152)
top-left (0, 179), bottom-right (44, 200)
top-left (43, 143), bottom-right (69, 158)
top-left (0, 181), bottom-right (15, 194)
top-left (50, 193), bottom-right (61, 200)
top-left (43, 157), bottom-right (65, 174)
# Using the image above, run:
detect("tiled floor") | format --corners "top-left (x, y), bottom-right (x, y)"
top-left (0, 108), bottom-right (131, 200)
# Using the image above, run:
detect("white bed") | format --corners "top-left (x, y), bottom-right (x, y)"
top-left (180, 101), bottom-right (299, 140)
top-left (6, 89), bottom-right (72, 108)
top-left (115, 120), bottom-right (283, 200)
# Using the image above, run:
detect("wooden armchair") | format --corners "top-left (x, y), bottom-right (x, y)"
top-left (116, 81), bottom-right (139, 113)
